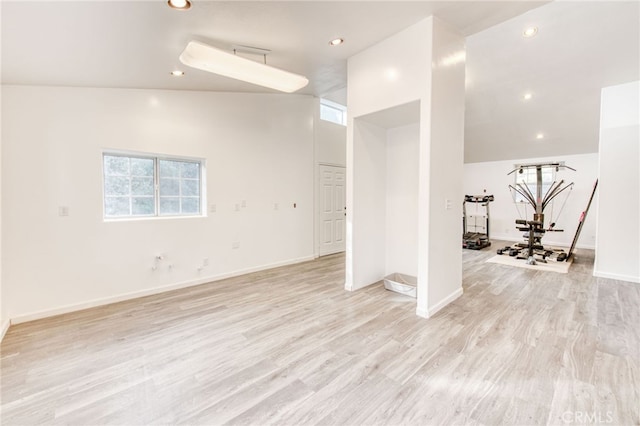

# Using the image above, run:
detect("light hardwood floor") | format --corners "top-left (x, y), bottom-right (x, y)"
top-left (1, 243), bottom-right (638, 425)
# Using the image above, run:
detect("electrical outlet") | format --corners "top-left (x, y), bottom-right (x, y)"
top-left (209, 204), bottom-right (216, 213)
top-left (203, 258), bottom-right (209, 266)
top-left (58, 206), bottom-right (69, 216)
top-left (445, 199), bottom-right (452, 210)
top-left (241, 200), bottom-right (246, 208)
top-left (235, 204), bottom-right (240, 212)
top-left (232, 242), bottom-right (240, 249)
top-left (274, 203), bottom-right (279, 210)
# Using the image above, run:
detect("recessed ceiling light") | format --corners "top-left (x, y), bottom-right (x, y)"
top-left (523, 27), bottom-right (538, 38)
top-left (536, 133), bottom-right (545, 139)
top-left (329, 38), bottom-right (344, 46)
top-left (167, 0), bottom-right (191, 10)
top-left (170, 70), bottom-right (185, 77)
top-left (523, 93), bottom-right (533, 100)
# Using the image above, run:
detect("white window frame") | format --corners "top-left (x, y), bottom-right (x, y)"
top-left (102, 150), bottom-right (206, 220)
top-left (320, 98), bottom-right (347, 126)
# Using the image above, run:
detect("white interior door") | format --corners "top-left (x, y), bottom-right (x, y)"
top-left (319, 165), bottom-right (346, 256)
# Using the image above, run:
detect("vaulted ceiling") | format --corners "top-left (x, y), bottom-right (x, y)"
top-left (2, 1), bottom-right (638, 163)
top-left (464, 1), bottom-right (639, 163)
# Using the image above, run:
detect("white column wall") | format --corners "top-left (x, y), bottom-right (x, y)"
top-left (595, 81), bottom-right (640, 283)
top-left (346, 17), bottom-right (466, 318)
top-left (422, 18), bottom-right (466, 316)
top-left (0, 84), bottom-right (6, 339)
top-left (2, 85), bottom-right (316, 321)
top-left (347, 21), bottom-right (431, 119)
top-left (346, 18), bottom-right (431, 291)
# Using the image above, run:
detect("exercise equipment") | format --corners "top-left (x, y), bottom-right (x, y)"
top-left (500, 162), bottom-right (575, 264)
top-left (565, 179), bottom-right (598, 262)
top-left (515, 218), bottom-right (547, 265)
top-left (463, 194), bottom-right (494, 250)
top-left (508, 162), bottom-right (575, 231)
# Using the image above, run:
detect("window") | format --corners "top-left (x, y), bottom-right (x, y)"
top-left (513, 164), bottom-right (555, 204)
top-left (320, 99), bottom-right (347, 126)
top-left (103, 152), bottom-right (203, 219)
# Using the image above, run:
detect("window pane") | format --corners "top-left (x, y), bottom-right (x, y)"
top-left (132, 177), bottom-right (154, 196)
top-left (104, 154), bottom-right (203, 219)
top-left (104, 176), bottom-right (130, 196)
top-left (181, 197), bottom-right (200, 214)
top-left (159, 197), bottom-right (180, 215)
top-left (104, 156), bottom-right (130, 176)
top-left (514, 165), bottom-right (556, 203)
top-left (320, 100), bottom-right (346, 126)
top-left (131, 158), bottom-right (154, 177)
top-left (181, 162), bottom-right (200, 178)
top-left (159, 160), bottom-right (180, 178)
top-left (132, 197), bottom-right (155, 215)
top-left (181, 179), bottom-right (199, 197)
top-left (105, 197), bottom-right (131, 216)
top-left (321, 104), bottom-right (343, 124)
top-left (160, 178), bottom-right (179, 196)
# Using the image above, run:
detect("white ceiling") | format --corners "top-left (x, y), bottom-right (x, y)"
top-left (464, 1), bottom-right (640, 163)
top-left (1, 1), bottom-right (546, 100)
top-left (2, 1), bottom-right (638, 163)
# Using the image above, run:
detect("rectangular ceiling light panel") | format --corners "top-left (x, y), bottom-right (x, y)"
top-left (179, 41), bottom-right (309, 93)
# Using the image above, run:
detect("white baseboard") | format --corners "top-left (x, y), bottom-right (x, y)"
top-left (429, 287), bottom-right (464, 316)
top-left (10, 255), bottom-right (316, 325)
top-left (416, 287), bottom-right (464, 319)
top-left (347, 276), bottom-right (381, 292)
top-left (416, 306), bottom-right (429, 318)
top-left (593, 270), bottom-right (640, 284)
top-left (1, 319), bottom-right (10, 342)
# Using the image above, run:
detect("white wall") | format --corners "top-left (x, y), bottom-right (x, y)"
top-left (2, 85), bottom-right (316, 321)
top-left (313, 97), bottom-right (347, 257)
top-left (463, 153), bottom-right (599, 248)
top-left (423, 18), bottom-right (466, 315)
top-left (347, 119), bottom-right (388, 287)
top-left (347, 20), bottom-right (431, 120)
top-left (346, 18), bottom-right (431, 293)
top-left (0, 84), bottom-right (6, 339)
top-left (386, 124), bottom-right (419, 277)
top-left (347, 17), bottom-right (466, 318)
top-left (314, 98), bottom-right (346, 167)
top-left (595, 81), bottom-right (639, 283)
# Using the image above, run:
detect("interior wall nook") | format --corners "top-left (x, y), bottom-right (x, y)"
top-left (346, 16), bottom-right (466, 318)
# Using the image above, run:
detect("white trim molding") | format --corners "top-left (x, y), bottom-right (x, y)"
top-left (1, 319), bottom-right (10, 342)
top-left (416, 287), bottom-right (464, 319)
top-left (593, 270), bottom-right (640, 284)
